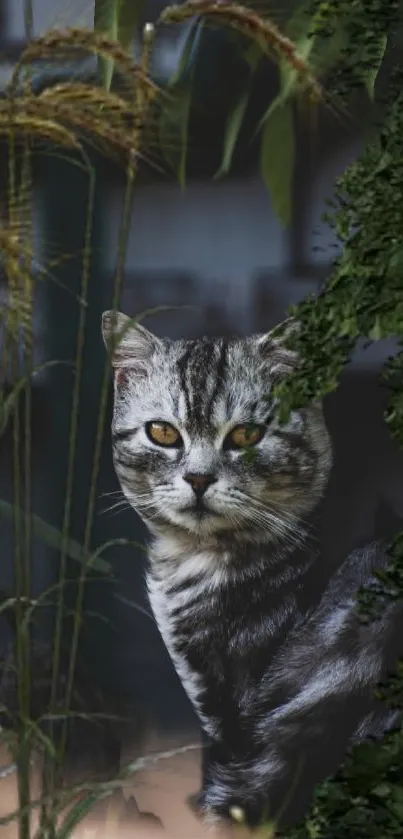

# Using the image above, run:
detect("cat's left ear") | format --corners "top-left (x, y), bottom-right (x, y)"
top-left (255, 318), bottom-right (299, 376)
top-left (101, 310), bottom-right (161, 379)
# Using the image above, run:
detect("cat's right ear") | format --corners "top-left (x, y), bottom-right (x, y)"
top-left (101, 310), bottom-right (160, 379)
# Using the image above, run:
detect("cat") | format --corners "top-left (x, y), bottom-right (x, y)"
top-left (102, 310), bottom-right (402, 829)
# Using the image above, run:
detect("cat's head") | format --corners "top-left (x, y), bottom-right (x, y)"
top-left (102, 311), bottom-right (332, 544)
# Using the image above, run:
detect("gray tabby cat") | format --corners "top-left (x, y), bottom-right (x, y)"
top-left (102, 310), bottom-right (402, 829)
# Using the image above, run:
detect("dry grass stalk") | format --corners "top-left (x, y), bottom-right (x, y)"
top-left (160, 1), bottom-right (323, 102)
top-left (0, 27), bottom-right (161, 362)
top-left (8, 28), bottom-right (159, 103)
top-left (1, 97), bottom-right (133, 159)
top-left (0, 29), bottom-right (163, 163)
top-left (0, 225), bottom-right (38, 356)
top-left (0, 115), bottom-right (79, 149)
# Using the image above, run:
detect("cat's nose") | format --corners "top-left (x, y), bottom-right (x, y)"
top-left (183, 473), bottom-right (217, 498)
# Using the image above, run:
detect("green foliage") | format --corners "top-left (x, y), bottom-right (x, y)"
top-left (286, 729), bottom-right (403, 839)
top-left (309, 0), bottom-right (400, 97)
top-left (272, 8), bottom-right (403, 839)
top-left (274, 65), bottom-right (403, 416)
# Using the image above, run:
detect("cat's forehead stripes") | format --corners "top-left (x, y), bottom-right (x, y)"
top-left (175, 338), bottom-right (229, 430)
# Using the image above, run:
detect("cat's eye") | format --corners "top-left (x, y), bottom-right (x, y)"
top-left (145, 421), bottom-right (182, 448)
top-left (223, 424), bottom-right (265, 450)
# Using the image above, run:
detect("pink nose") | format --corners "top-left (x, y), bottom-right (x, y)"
top-left (183, 473), bottom-right (217, 498)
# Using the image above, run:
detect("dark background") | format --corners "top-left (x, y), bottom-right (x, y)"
top-left (1, 0), bottom-right (403, 752)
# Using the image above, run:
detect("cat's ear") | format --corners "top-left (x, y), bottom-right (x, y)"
top-left (255, 318), bottom-right (299, 376)
top-left (101, 310), bottom-right (161, 375)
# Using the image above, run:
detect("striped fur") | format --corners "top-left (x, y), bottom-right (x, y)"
top-left (102, 311), bottom-right (402, 829)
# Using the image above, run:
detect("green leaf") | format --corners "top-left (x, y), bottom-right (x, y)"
top-left (215, 90), bottom-right (250, 179)
top-left (215, 46), bottom-right (260, 179)
top-left (364, 33), bottom-right (387, 100)
top-left (256, 1), bottom-right (320, 135)
top-left (94, 0), bottom-right (145, 90)
top-left (118, 0), bottom-right (146, 49)
top-left (159, 87), bottom-right (193, 189)
top-left (159, 89), bottom-right (192, 188)
top-left (168, 17), bottom-right (202, 87)
top-left (368, 315), bottom-right (384, 341)
top-left (256, 32), bottom-right (314, 136)
top-left (94, 0), bottom-right (118, 90)
top-left (158, 19), bottom-right (202, 187)
top-left (0, 501), bottom-right (111, 574)
top-left (260, 103), bottom-right (295, 227)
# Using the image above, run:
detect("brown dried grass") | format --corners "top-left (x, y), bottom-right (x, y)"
top-left (1, 28), bottom-right (160, 158)
top-left (160, 0), bottom-right (323, 103)
top-left (0, 27), bottom-right (159, 349)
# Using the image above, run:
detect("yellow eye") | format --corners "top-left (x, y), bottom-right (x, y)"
top-left (146, 421), bottom-right (182, 447)
top-left (224, 424), bottom-right (265, 450)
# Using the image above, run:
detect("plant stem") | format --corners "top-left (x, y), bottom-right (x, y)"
top-left (59, 18), bottom-right (156, 786)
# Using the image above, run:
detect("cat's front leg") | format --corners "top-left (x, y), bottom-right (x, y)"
top-left (200, 750), bottom-right (283, 829)
top-left (188, 735), bottom-right (276, 828)
top-left (197, 690), bottom-right (391, 829)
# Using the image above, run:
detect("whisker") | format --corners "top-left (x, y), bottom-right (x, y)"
top-left (230, 490), bottom-right (309, 551)
top-left (99, 499), bottom-right (131, 516)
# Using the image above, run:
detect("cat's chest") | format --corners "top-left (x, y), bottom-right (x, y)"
top-left (146, 555), bottom-right (225, 660)
top-left (146, 557), bottom-right (225, 734)
top-left (146, 550), bottom-right (299, 728)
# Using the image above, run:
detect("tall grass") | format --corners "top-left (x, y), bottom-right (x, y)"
top-left (0, 20), bottom-right (166, 839)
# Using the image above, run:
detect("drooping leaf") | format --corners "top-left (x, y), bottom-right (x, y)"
top-left (215, 46), bottom-right (261, 178)
top-left (369, 315), bottom-right (383, 341)
top-left (0, 501), bottom-right (111, 574)
top-left (260, 102), bottom-right (295, 227)
top-left (215, 89), bottom-right (250, 179)
top-left (168, 17), bottom-right (203, 87)
top-left (287, 0), bottom-right (348, 78)
top-left (94, 0), bottom-right (119, 90)
top-left (159, 87), bottom-right (193, 188)
top-left (364, 33), bottom-right (388, 100)
top-left (118, 0), bottom-right (146, 49)
top-left (257, 32), bottom-right (314, 135)
top-left (158, 18), bottom-right (203, 187)
top-left (256, 0), bottom-right (347, 138)
top-left (158, 19), bottom-right (203, 188)
top-left (94, 0), bottom-right (146, 90)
